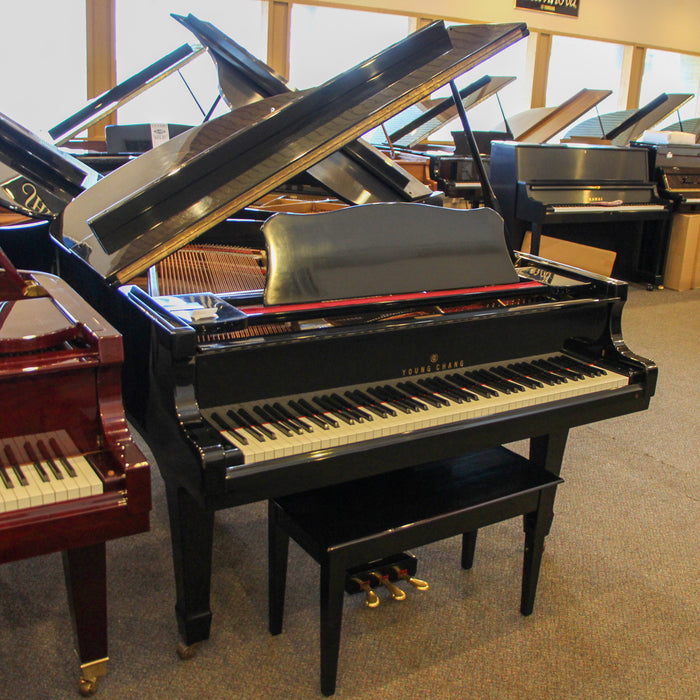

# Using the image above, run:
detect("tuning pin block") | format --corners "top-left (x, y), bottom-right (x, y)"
top-left (392, 566), bottom-right (429, 591)
top-left (371, 572), bottom-right (406, 601)
top-left (350, 577), bottom-right (380, 608)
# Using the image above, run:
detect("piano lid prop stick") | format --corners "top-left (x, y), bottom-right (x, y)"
top-left (0, 247), bottom-right (46, 297)
top-left (448, 80), bottom-right (516, 262)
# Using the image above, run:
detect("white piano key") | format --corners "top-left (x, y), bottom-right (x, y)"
top-left (207, 353), bottom-right (629, 467)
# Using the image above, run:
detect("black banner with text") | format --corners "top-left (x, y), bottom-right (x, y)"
top-left (515, 0), bottom-right (579, 17)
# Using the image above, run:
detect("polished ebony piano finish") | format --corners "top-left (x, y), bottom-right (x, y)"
top-left (490, 141), bottom-right (673, 286)
top-left (47, 21), bottom-right (596, 653)
top-left (172, 12), bottom-right (440, 206)
top-left (0, 252), bottom-right (151, 695)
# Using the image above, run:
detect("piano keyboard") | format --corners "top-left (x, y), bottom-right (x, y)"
top-left (204, 353), bottom-right (628, 467)
top-left (549, 204), bottom-right (666, 214)
top-left (0, 431), bottom-right (103, 513)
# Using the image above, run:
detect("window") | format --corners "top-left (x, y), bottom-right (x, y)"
top-left (0, 2), bottom-right (86, 137)
top-left (640, 48), bottom-right (700, 127)
top-left (115, 0), bottom-right (268, 125)
top-left (289, 5), bottom-right (412, 89)
top-left (546, 35), bottom-right (624, 139)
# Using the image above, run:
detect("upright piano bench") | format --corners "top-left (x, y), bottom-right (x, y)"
top-left (268, 447), bottom-right (563, 696)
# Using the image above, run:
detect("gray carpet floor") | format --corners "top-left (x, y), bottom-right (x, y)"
top-left (1, 285), bottom-right (698, 699)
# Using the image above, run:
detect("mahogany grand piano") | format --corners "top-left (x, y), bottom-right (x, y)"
top-left (6, 20), bottom-right (656, 659)
top-left (0, 250), bottom-right (151, 695)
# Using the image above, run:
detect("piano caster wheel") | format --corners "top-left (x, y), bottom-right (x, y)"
top-left (177, 641), bottom-right (201, 660)
top-left (79, 676), bottom-right (99, 696)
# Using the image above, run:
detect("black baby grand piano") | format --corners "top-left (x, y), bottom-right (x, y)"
top-left (46, 20), bottom-right (656, 654)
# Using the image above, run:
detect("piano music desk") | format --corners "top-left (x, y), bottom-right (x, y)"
top-left (269, 447), bottom-right (563, 696)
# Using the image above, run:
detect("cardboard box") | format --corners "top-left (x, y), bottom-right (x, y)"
top-left (664, 214), bottom-right (700, 291)
top-left (521, 232), bottom-right (617, 278)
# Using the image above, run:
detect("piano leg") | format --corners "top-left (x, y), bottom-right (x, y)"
top-left (529, 430), bottom-right (568, 476)
top-left (460, 531), bottom-right (478, 569)
top-left (165, 483), bottom-right (215, 653)
top-left (62, 543), bottom-right (108, 696)
top-left (520, 486), bottom-right (556, 615)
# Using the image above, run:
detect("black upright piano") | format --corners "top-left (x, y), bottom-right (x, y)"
top-left (26, 20), bottom-right (655, 657)
top-left (490, 141), bottom-right (673, 286)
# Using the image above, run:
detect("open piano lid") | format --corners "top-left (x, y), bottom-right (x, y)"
top-left (48, 44), bottom-right (205, 146)
top-left (564, 92), bottom-right (693, 146)
top-left (0, 112), bottom-right (99, 219)
top-left (508, 88), bottom-right (612, 143)
top-left (172, 12), bottom-right (435, 205)
top-left (369, 75), bottom-right (516, 149)
top-left (56, 20), bottom-right (529, 286)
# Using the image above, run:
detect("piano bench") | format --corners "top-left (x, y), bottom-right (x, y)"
top-left (268, 446), bottom-right (563, 696)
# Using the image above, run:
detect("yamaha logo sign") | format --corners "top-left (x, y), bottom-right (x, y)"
top-left (515, 0), bottom-right (580, 18)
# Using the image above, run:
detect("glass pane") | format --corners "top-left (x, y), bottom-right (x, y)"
top-left (0, 2), bottom-right (86, 138)
top-left (425, 36), bottom-right (531, 143)
top-left (115, 0), bottom-right (268, 125)
top-left (640, 49), bottom-right (700, 127)
top-left (289, 5), bottom-right (412, 89)
top-left (546, 36), bottom-right (623, 140)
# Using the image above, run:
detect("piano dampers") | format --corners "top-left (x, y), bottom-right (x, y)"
top-left (152, 245), bottom-right (265, 296)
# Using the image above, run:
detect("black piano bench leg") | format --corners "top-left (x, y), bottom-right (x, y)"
top-left (62, 543), bottom-right (108, 696)
top-left (165, 484), bottom-right (215, 656)
top-left (461, 531), bottom-right (478, 569)
top-left (520, 487), bottom-right (557, 616)
top-left (320, 557), bottom-right (349, 697)
top-left (268, 501), bottom-right (290, 636)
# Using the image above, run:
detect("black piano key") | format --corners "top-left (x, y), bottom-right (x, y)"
top-left (48, 438), bottom-right (78, 478)
top-left (382, 384), bottom-right (425, 412)
top-left (398, 381), bottom-right (448, 408)
top-left (331, 393), bottom-right (373, 422)
top-left (490, 365), bottom-right (543, 389)
top-left (448, 373), bottom-right (498, 399)
top-left (25, 441), bottom-right (63, 480)
top-left (297, 398), bottom-right (338, 428)
top-left (432, 376), bottom-right (477, 402)
top-left (350, 389), bottom-right (395, 417)
top-left (313, 396), bottom-right (354, 425)
top-left (239, 408), bottom-right (277, 439)
top-left (418, 377), bottom-right (462, 403)
top-left (227, 409), bottom-right (269, 442)
top-left (0, 459), bottom-right (13, 489)
top-left (3, 445), bottom-right (28, 485)
top-left (264, 403), bottom-right (302, 435)
top-left (289, 399), bottom-right (331, 430)
top-left (255, 405), bottom-right (293, 436)
top-left (37, 440), bottom-right (68, 480)
top-left (326, 393), bottom-right (365, 422)
top-left (552, 355), bottom-right (606, 378)
top-left (23, 442), bottom-right (49, 482)
top-left (274, 402), bottom-right (314, 433)
top-left (510, 362), bottom-right (564, 386)
top-left (468, 370), bottom-right (514, 395)
top-left (367, 386), bottom-right (412, 414)
top-left (210, 412), bottom-right (248, 445)
top-left (533, 358), bottom-right (582, 381)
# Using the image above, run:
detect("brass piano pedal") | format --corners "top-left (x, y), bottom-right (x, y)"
top-left (371, 571), bottom-right (406, 601)
top-left (350, 577), bottom-right (380, 608)
top-left (78, 657), bottom-right (107, 697)
top-left (392, 565), bottom-right (429, 591)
